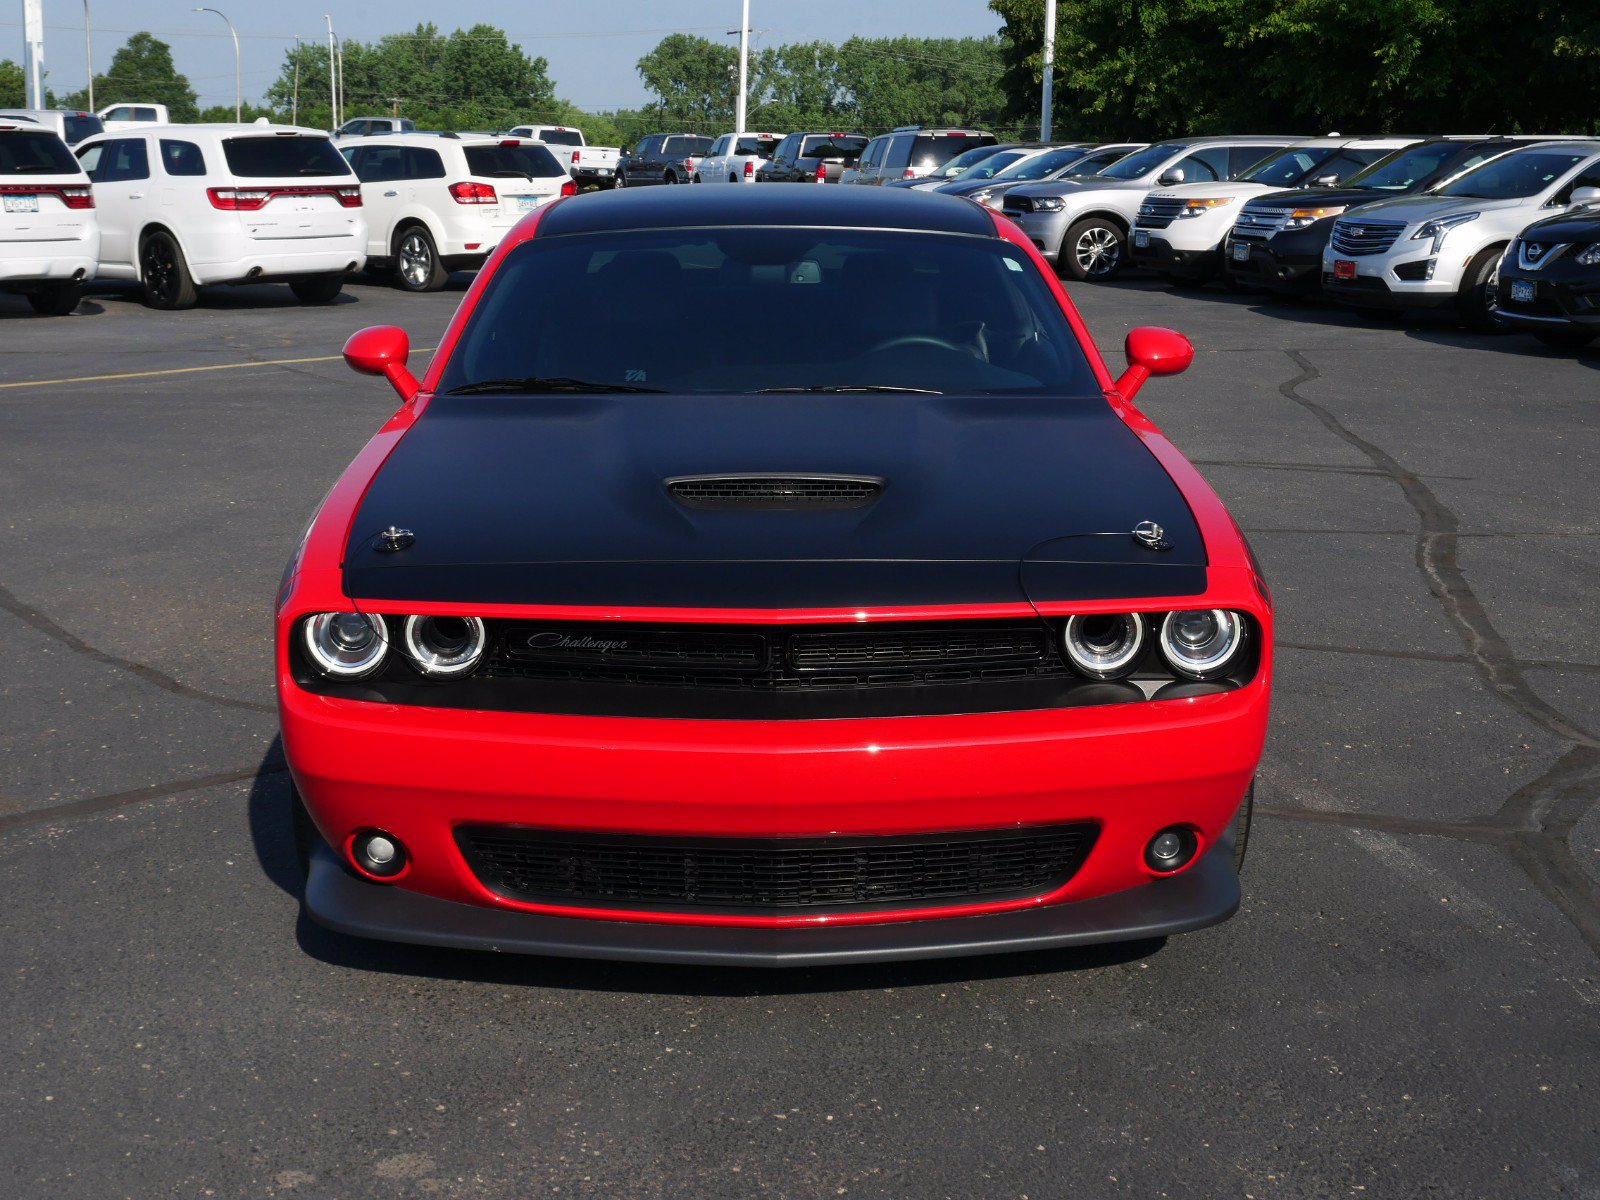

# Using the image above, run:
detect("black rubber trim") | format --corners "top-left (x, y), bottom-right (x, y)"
top-left (302, 834), bottom-right (1240, 967)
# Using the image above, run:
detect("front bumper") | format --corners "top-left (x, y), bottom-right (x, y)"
top-left (1495, 266), bottom-right (1600, 330)
top-left (1006, 211), bottom-right (1069, 261)
top-left (304, 831), bottom-right (1241, 966)
top-left (1129, 233), bottom-right (1219, 276)
top-left (1320, 271), bottom-right (1455, 311)
top-left (1223, 237), bottom-right (1321, 289)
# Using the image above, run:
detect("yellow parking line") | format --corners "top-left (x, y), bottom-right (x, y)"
top-left (0, 347), bottom-right (436, 391)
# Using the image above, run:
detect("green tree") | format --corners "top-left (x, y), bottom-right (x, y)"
top-left (636, 34), bottom-right (738, 129)
top-left (0, 59), bottom-right (23, 108)
top-left (59, 32), bottom-right (198, 121)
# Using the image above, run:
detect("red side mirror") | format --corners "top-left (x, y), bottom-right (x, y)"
top-left (343, 325), bottom-right (419, 403)
top-left (1115, 326), bottom-right (1194, 400)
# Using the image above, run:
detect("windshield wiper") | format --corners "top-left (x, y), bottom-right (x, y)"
top-left (750, 384), bottom-right (945, 395)
top-left (446, 376), bottom-right (668, 395)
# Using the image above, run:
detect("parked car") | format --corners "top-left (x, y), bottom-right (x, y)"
top-left (842, 127), bottom-right (999, 186)
top-left (334, 116), bottom-right (417, 139)
top-left (0, 108), bottom-right (104, 146)
top-left (1321, 140), bottom-right (1600, 329)
top-left (694, 132), bottom-right (784, 183)
top-left (1004, 136), bottom-right (1297, 281)
top-left (507, 125), bottom-right (621, 188)
top-left (286, 185), bottom-right (1270, 967)
top-left (74, 123), bottom-right (366, 309)
top-left (97, 102), bottom-right (169, 131)
top-left (1131, 136), bottom-right (1417, 284)
top-left (887, 141), bottom-right (1046, 191)
top-left (754, 132), bottom-right (869, 183)
top-left (342, 134), bottom-right (573, 292)
top-left (1224, 137), bottom-right (1539, 293)
top-left (0, 119), bottom-right (98, 314)
top-left (1492, 195), bottom-right (1600, 348)
top-left (618, 134), bottom-right (714, 187)
top-left (945, 143), bottom-right (1147, 209)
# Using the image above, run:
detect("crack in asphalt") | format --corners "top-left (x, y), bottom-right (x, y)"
top-left (0, 759), bottom-right (287, 837)
top-left (1278, 640), bottom-right (1600, 675)
top-left (0, 581), bottom-right (274, 715)
top-left (1277, 349), bottom-right (1600, 956)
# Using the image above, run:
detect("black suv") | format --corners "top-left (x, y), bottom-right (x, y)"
top-left (755, 132), bottom-right (870, 184)
top-left (1225, 138), bottom-right (1533, 293)
top-left (1495, 196), bottom-right (1600, 349)
top-left (619, 134), bottom-right (715, 187)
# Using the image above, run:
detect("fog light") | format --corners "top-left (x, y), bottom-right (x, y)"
top-left (352, 829), bottom-right (407, 878)
top-left (1144, 826), bottom-right (1198, 873)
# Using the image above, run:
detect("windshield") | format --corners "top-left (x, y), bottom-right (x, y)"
top-left (535, 129), bottom-right (583, 147)
top-left (222, 135), bottom-right (351, 178)
top-left (0, 130), bottom-right (80, 175)
top-left (1435, 149), bottom-right (1589, 200)
top-left (926, 142), bottom-right (1003, 176)
top-left (665, 136), bottom-right (713, 157)
top-left (438, 229), bottom-right (1095, 397)
top-left (1240, 146), bottom-right (1338, 185)
top-left (1099, 141), bottom-right (1188, 180)
top-left (992, 147), bottom-right (1084, 182)
top-left (801, 134), bottom-right (866, 159)
top-left (1345, 142), bottom-right (1463, 191)
top-left (949, 148), bottom-right (1030, 181)
top-left (465, 143), bottom-right (566, 179)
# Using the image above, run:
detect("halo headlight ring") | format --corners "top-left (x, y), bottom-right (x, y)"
top-left (1062, 612), bottom-right (1147, 680)
top-left (303, 611), bottom-right (388, 679)
top-left (1159, 609), bottom-right (1246, 680)
top-left (401, 614), bottom-right (487, 678)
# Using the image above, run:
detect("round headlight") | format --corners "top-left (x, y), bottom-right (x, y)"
top-left (402, 614), bottom-right (486, 678)
top-left (303, 611), bottom-right (388, 679)
top-left (1159, 609), bottom-right (1245, 679)
top-left (1062, 613), bottom-right (1146, 679)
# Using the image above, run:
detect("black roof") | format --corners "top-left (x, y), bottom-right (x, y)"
top-left (535, 185), bottom-right (998, 239)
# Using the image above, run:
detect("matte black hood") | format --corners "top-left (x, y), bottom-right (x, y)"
top-left (343, 394), bottom-right (1206, 609)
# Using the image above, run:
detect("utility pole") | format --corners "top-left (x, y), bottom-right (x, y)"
top-left (735, 0), bottom-right (749, 135)
top-left (324, 16), bottom-right (338, 129)
top-left (83, 0), bottom-right (94, 111)
top-left (194, 7), bottom-right (241, 122)
top-left (1040, 0), bottom-right (1057, 142)
top-left (291, 36), bottom-right (301, 126)
top-left (337, 39), bottom-right (345, 126)
top-left (22, 0), bottom-right (45, 109)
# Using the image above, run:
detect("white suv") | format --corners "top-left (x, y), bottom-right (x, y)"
top-left (694, 132), bottom-right (784, 184)
top-left (0, 119), bottom-right (99, 315)
top-left (1131, 136), bottom-right (1417, 284)
top-left (1320, 140), bottom-right (1600, 329)
top-left (75, 123), bottom-right (366, 309)
top-left (342, 134), bottom-right (573, 291)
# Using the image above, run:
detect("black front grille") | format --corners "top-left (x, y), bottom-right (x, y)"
top-left (457, 823), bottom-right (1099, 913)
top-left (1135, 196), bottom-right (1184, 229)
top-left (667, 474), bottom-right (883, 510)
top-left (1232, 205), bottom-right (1293, 240)
top-left (1329, 218), bottom-right (1405, 256)
top-left (492, 619), bottom-right (1068, 690)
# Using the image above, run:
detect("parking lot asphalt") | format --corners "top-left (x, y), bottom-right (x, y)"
top-left (1, 271), bottom-right (1596, 1199)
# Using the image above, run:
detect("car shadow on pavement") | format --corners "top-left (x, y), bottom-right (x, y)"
top-left (245, 740), bottom-right (1167, 996)
top-left (84, 282), bottom-right (363, 310)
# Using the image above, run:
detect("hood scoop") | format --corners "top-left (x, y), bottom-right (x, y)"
top-left (666, 473), bottom-right (884, 511)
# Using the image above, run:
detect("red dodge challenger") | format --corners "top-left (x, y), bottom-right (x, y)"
top-left (277, 186), bottom-right (1272, 967)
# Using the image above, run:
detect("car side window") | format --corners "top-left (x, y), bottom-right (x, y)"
top-left (75, 143), bottom-right (103, 175)
top-left (133, 107), bottom-right (158, 122)
top-left (1552, 164), bottom-right (1600, 205)
top-left (857, 139), bottom-right (879, 170)
top-left (773, 134), bottom-right (798, 162)
top-left (97, 138), bottom-right (150, 182)
top-left (104, 107), bottom-right (131, 122)
top-left (883, 135), bottom-right (913, 172)
top-left (1171, 147), bottom-right (1225, 182)
top-left (159, 139), bottom-right (205, 176)
top-left (404, 147), bottom-right (445, 180)
top-left (357, 145), bottom-right (404, 182)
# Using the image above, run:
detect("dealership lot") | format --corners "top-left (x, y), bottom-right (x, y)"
top-left (1, 275), bottom-right (1596, 1196)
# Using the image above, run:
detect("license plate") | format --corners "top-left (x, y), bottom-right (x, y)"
top-left (1231, 241), bottom-right (1251, 263)
top-left (1133, 230), bottom-right (1150, 248)
top-left (1333, 259), bottom-right (1357, 281)
top-left (3, 195), bottom-right (39, 213)
top-left (515, 196), bottom-right (541, 212)
top-left (595, 168), bottom-right (612, 176)
top-left (1509, 279), bottom-right (1535, 304)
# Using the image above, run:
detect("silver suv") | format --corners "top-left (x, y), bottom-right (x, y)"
top-left (844, 127), bottom-right (998, 187)
top-left (1002, 136), bottom-right (1298, 280)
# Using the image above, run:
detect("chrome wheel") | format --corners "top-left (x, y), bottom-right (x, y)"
top-left (399, 232), bottom-right (433, 289)
top-left (1074, 226), bottom-right (1121, 277)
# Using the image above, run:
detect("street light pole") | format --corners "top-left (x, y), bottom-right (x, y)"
top-left (83, 0), bottom-right (94, 111)
top-left (1040, 0), bottom-right (1057, 142)
top-left (735, 0), bottom-right (749, 135)
top-left (324, 16), bottom-right (339, 129)
top-left (194, 7), bottom-right (241, 122)
top-left (291, 35), bottom-right (301, 126)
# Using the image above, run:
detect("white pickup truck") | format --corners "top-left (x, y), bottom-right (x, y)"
top-left (694, 132), bottom-right (784, 184)
top-left (97, 102), bottom-right (170, 131)
top-left (508, 125), bottom-right (621, 189)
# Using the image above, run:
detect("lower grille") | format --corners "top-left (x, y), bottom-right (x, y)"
top-left (1329, 218), bottom-right (1405, 256)
top-left (457, 823), bottom-right (1099, 913)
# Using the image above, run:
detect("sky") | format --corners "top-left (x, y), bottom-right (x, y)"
top-left (10, 1), bottom-right (1001, 112)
